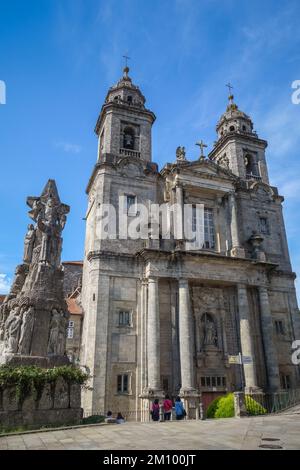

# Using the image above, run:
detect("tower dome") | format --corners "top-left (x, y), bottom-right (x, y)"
top-left (104, 66), bottom-right (146, 108)
top-left (216, 94), bottom-right (256, 140)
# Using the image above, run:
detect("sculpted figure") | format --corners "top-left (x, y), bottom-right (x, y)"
top-left (18, 306), bottom-right (35, 355)
top-left (23, 224), bottom-right (36, 264)
top-left (4, 308), bottom-right (22, 354)
top-left (176, 146), bottom-right (186, 161)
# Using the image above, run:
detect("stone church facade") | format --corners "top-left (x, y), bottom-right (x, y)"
top-left (80, 66), bottom-right (300, 417)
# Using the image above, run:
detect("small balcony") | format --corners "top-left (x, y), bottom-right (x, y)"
top-left (120, 148), bottom-right (141, 158)
top-left (246, 173), bottom-right (262, 181)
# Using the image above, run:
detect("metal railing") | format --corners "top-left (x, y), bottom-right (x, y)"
top-left (245, 389), bottom-right (300, 416)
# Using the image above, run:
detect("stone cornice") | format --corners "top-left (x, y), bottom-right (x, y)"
top-left (208, 132), bottom-right (268, 159)
top-left (94, 102), bottom-right (156, 135)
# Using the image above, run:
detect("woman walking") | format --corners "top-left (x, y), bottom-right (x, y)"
top-left (151, 398), bottom-right (160, 422)
top-left (174, 396), bottom-right (186, 420)
top-left (163, 394), bottom-right (173, 421)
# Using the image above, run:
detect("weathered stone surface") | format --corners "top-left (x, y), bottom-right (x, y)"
top-left (54, 378), bottom-right (70, 409)
top-left (2, 387), bottom-right (19, 411)
top-left (0, 408), bottom-right (83, 428)
top-left (37, 383), bottom-right (54, 410)
top-left (70, 384), bottom-right (81, 409)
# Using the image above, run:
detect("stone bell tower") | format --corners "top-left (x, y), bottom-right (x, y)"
top-left (95, 65), bottom-right (156, 162)
top-left (209, 91), bottom-right (269, 184)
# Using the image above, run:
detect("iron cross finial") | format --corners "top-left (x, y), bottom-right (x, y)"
top-left (196, 140), bottom-right (208, 158)
top-left (226, 82), bottom-right (233, 95)
top-left (123, 54), bottom-right (131, 68)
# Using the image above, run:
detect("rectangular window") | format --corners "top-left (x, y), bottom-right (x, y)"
top-left (222, 377), bottom-right (226, 387)
top-left (201, 377), bottom-right (205, 387)
top-left (217, 377), bottom-right (221, 387)
top-left (119, 311), bottom-right (131, 326)
top-left (205, 376), bottom-right (211, 387)
top-left (204, 208), bottom-right (215, 249)
top-left (275, 320), bottom-right (285, 335)
top-left (281, 375), bottom-right (290, 390)
top-left (117, 374), bottom-right (129, 393)
top-left (259, 217), bottom-right (269, 235)
top-left (67, 327), bottom-right (74, 339)
top-left (127, 195), bottom-right (137, 216)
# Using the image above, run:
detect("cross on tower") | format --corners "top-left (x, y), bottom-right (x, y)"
top-left (226, 82), bottom-right (233, 95)
top-left (196, 140), bottom-right (208, 158)
top-left (123, 54), bottom-right (131, 68)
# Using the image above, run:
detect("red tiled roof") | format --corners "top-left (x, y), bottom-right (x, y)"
top-left (66, 297), bottom-right (83, 315)
top-left (63, 261), bottom-right (83, 266)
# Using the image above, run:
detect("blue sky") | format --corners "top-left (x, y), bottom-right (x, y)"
top-left (0, 0), bottom-right (300, 299)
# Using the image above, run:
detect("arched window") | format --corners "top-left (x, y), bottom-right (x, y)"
top-left (229, 125), bottom-right (235, 132)
top-left (127, 95), bottom-right (133, 104)
top-left (123, 127), bottom-right (135, 149)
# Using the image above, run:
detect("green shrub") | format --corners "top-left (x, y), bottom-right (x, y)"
top-left (82, 415), bottom-right (105, 425)
top-left (214, 393), bottom-right (235, 418)
top-left (207, 392), bottom-right (267, 419)
top-left (245, 395), bottom-right (267, 415)
top-left (206, 396), bottom-right (222, 418)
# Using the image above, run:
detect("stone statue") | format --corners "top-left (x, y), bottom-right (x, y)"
top-left (18, 306), bottom-right (35, 355)
top-left (0, 179), bottom-right (70, 365)
top-left (201, 313), bottom-right (218, 348)
top-left (4, 308), bottom-right (22, 354)
top-left (23, 224), bottom-right (36, 264)
top-left (176, 146), bottom-right (186, 161)
top-left (48, 309), bottom-right (66, 356)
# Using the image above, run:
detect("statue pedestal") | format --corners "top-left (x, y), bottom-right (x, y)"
top-left (179, 388), bottom-right (201, 419)
top-left (139, 389), bottom-right (165, 422)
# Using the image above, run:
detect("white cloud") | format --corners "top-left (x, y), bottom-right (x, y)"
top-left (54, 141), bottom-right (82, 154)
top-left (0, 273), bottom-right (11, 294)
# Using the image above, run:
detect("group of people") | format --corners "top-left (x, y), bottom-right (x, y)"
top-left (105, 411), bottom-right (125, 424)
top-left (151, 395), bottom-right (186, 422)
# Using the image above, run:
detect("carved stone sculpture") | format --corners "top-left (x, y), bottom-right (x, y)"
top-left (0, 179), bottom-right (70, 366)
top-left (176, 146), bottom-right (186, 162)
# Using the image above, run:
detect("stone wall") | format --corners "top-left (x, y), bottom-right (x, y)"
top-left (0, 379), bottom-right (82, 429)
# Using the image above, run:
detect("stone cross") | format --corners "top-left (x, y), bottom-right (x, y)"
top-left (226, 82), bottom-right (233, 95)
top-left (196, 140), bottom-right (207, 158)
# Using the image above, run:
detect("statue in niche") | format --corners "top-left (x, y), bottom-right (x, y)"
top-left (18, 306), bottom-right (35, 355)
top-left (200, 313), bottom-right (218, 348)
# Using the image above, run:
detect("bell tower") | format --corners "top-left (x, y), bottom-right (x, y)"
top-left (209, 91), bottom-right (269, 184)
top-left (94, 66), bottom-right (156, 162)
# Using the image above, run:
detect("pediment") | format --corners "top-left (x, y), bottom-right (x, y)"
top-left (179, 160), bottom-right (236, 180)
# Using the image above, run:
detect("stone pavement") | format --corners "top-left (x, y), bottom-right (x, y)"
top-left (1, 406), bottom-right (300, 450)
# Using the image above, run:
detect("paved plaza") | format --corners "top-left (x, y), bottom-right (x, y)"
top-left (1, 406), bottom-right (300, 451)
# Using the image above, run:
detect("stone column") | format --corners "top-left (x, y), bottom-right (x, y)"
top-left (229, 193), bottom-right (245, 258)
top-left (237, 284), bottom-right (259, 391)
top-left (178, 279), bottom-right (200, 418)
top-left (258, 287), bottom-right (280, 391)
top-left (178, 279), bottom-right (194, 391)
top-left (147, 277), bottom-right (161, 391)
top-left (174, 184), bottom-right (184, 242)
